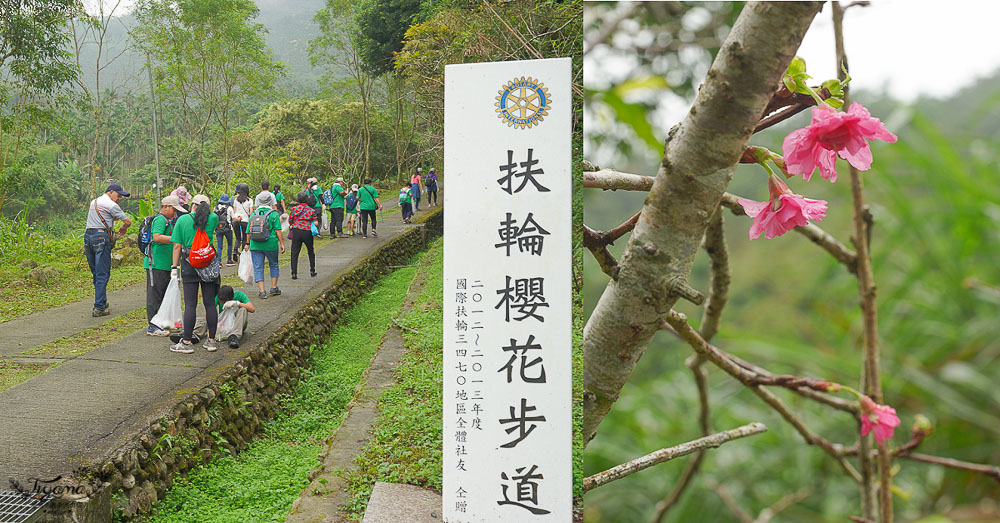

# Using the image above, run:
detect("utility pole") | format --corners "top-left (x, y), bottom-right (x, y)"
top-left (146, 51), bottom-right (162, 203)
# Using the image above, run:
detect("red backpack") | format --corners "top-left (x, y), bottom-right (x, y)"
top-left (188, 228), bottom-right (216, 268)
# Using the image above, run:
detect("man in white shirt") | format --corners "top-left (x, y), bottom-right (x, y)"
top-left (85, 184), bottom-right (132, 316)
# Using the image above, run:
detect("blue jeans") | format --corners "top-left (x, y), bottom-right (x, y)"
top-left (411, 184), bottom-right (421, 209)
top-left (250, 249), bottom-right (279, 283)
top-left (216, 229), bottom-right (234, 263)
top-left (84, 229), bottom-right (112, 310)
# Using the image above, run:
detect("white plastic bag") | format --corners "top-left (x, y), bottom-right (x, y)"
top-left (217, 303), bottom-right (237, 334)
top-left (238, 252), bottom-right (253, 283)
top-left (151, 274), bottom-right (182, 330)
top-left (280, 213), bottom-right (290, 234)
top-left (321, 207), bottom-right (329, 231)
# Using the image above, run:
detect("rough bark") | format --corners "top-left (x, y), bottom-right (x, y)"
top-left (583, 1), bottom-right (824, 444)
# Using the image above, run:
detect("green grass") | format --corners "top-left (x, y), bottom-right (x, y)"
top-left (0, 360), bottom-right (54, 392)
top-left (343, 238), bottom-right (443, 519)
top-left (146, 250), bottom-right (424, 523)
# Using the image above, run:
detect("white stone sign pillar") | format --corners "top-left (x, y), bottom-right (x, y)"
top-left (443, 57), bottom-right (572, 522)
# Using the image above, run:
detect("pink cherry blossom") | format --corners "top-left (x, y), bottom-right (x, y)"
top-left (782, 102), bottom-right (897, 182)
top-left (737, 176), bottom-right (827, 240)
top-left (860, 396), bottom-right (901, 445)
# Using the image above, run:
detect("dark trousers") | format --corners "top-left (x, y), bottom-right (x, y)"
top-left (84, 229), bottom-right (112, 310)
top-left (329, 207), bottom-right (344, 235)
top-left (182, 279), bottom-right (219, 342)
top-left (233, 221), bottom-right (245, 249)
top-left (215, 229), bottom-right (234, 263)
top-left (290, 228), bottom-right (315, 275)
top-left (145, 268), bottom-right (171, 325)
top-left (361, 209), bottom-right (377, 236)
top-left (427, 187), bottom-right (437, 205)
top-left (401, 202), bottom-right (413, 221)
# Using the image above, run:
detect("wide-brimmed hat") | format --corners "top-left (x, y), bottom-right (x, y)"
top-left (106, 183), bottom-right (131, 197)
top-left (171, 186), bottom-right (191, 205)
top-left (306, 177), bottom-right (318, 185)
top-left (336, 177), bottom-right (344, 183)
top-left (429, 168), bottom-right (436, 173)
top-left (351, 184), bottom-right (359, 191)
top-left (190, 194), bottom-right (210, 208)
top-left (218, 194), bottom-right (231, 205)
top-left (160, 195), bottom-right (187, 213)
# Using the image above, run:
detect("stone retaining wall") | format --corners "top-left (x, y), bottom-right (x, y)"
top-left (42, 209), bottom-right (443, 522)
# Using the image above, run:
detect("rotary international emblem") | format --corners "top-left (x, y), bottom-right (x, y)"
top-left (495, 76), bottom-right (551, 129)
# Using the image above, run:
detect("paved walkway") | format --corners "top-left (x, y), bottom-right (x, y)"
top-left (0, 200), bottom-right (432, 484)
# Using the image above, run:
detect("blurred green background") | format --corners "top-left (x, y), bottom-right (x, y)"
top-left (583, 2), bottom-right (1000, 522)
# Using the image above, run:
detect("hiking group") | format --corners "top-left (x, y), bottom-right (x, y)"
top-left (84, 169), bottom-right (436, 356)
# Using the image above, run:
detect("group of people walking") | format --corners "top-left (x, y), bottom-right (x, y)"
top-left (398, 167), bottom-right (438, 223)
top-left (84, 169), bottom-right (435, 357)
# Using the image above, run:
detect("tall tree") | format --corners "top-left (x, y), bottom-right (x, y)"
top-left (354, 0), bottom-right (422, 76)
top-left (133, 0), bottom-right (283, 186)
top-left (310, 0), bottom-right (376, 183)
top-left (0, 0), bottom-right (79, 212)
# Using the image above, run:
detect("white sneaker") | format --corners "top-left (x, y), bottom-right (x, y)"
top-left (170, 341), bottom-right (195, 354)
top-left (204, 338), bottom-right (217, 352)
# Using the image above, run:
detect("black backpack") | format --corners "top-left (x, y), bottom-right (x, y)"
top-left (137, 214), bottom-right (158, 257)
top-left (248, 209), bottom-right (277, 242)
top-left (215, 205), bottom-right (231, 232)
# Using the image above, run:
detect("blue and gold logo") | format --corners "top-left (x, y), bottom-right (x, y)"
top-left (495, 76), bottom-right (550, 129)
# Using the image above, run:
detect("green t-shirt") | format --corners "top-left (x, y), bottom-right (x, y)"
top-left (170, 211), bottom-right (219, 250)
top-left (358, 185), bottom-right (379, 211)
top-left (249, 207), bottom-right (281, 251)
top-left (215, 289), bottom-right (249, 313)
top-left (331, 183), bottom-right (345, 208)
top-left (309, 186), bottom-right (323, 210)
top-left (274, 191), bottom-right (285, 211)
top-left (144, 214), bottom-right (175, 271)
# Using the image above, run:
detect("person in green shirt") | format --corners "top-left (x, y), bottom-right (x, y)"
top-left (328, 176), bottom-right (347, 237)
top-left (358, 178), bottom-right (382, 238)
top-left (169, 194), bottom-right (221, 353)
top-left (178, 284), bottom-right (256, 349)
top-left (273, 184), bottom-right (286, 214)
top-left (345, 184), bottom-right (360, 236)
top-left (145, 194), bottom-right (187, 337)
top-left (306, 177), bottom-right (323, 214)
top-left (244, 192), bottom-right (285, 300)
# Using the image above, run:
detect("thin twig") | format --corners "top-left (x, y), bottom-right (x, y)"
top-left (897, 453), bottom-right (1000, 482)
top-left (583, 1), bottom-right (639, 56)
top-left (583, 422), bottom-right (768, 492)
top-left (754, 487), bottom-right (813, 523)
top-left (583, 225), bottom-right (621, 277)
top-left (832, 3), bottom-right (886, 521)
top-left (710, 482), bottom-right (755, 523)
top-left (664, 310), bottom-right (862, 483)
top-left (583, 168), bottom-right (655, 191)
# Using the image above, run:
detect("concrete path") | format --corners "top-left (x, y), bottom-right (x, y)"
top-left (0, 200), bottom-right (427, 484)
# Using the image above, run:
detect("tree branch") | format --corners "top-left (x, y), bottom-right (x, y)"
top-left (664, 310), bottom-right (862, 483)
top-left (583, 1), bottom-right (824, 444)
top-left (582, 171), bottom-right (858, 271)
top-left (583, 422), bottom-right (768, 492)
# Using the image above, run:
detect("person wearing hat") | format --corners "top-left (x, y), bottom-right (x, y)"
top-left (214, 194), bottom-right (236, 267)
top-left (410, 167), bottom-right (422, 211)
top-left (425, 167), bottom-right (439, 207)
top-left (85, 183), bottom-right (132, 317)
top-left (169, 194), bottom-right (221, 353)
top-left (245, 192), bottom-right (285, 300)
top-left (145, 195), bottom-right (187, 336)
top-left (170, 185), bottom-right (192, 212)
top-left (306, 177), bottom-right (324, 216)
top-left (344, 184), bottom-right (360, 235)
top-left (328, 176), bottom-right (347, 238)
